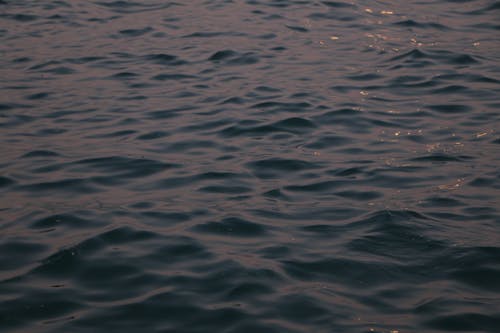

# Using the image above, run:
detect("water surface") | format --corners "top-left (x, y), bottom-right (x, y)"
top-left (1, 1), bottom-right (500, 332)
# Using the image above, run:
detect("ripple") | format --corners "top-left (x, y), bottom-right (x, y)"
top-left (16, 178), bottom-right (100, 194)
top-left (198, 185), bottom-right (252, 194)
top-left (425, 313), bottom-right (500, 332)
top-left (208, 50), bottom-right (260, 65)
top-left (151, 73), bottom-right (198, 81)
top-left (1, 13), bottom-right (38, 22)
top-left (282, 257), bottom-right (404, 287)
top-left (118, 27), bottom-right (153, 37)
top-left (220, 117), bottom-right (316, 137)
top-left (0, 175), bottom-right (15, 187)
top-left (427, 104), bottom-right (473, 114)
top-left (247, 158), bottom-right (321, 172)
top-left (143, 53), bottom-right (187, 66)
top-left (72, 156), bottom-right (175, 178)
top-left (191, 217), bottom-right (267, 237)
top-left (285, 180), bottom-right (345, 192)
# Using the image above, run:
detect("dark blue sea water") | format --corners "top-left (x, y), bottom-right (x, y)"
top-left (1, 1), bottom-right (499, 332)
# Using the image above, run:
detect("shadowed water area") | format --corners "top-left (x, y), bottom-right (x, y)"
top-left (1, 0), bottom-right (500, 332)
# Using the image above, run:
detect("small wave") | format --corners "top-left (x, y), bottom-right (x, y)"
top-left (208, 50), bottom-right (260, 66)
top-left (118, 27), bottom-right (153, 37)
top-left (220, 117), bottom-right (316, 137)
top-left (191, 217), bottom-right (267, 237)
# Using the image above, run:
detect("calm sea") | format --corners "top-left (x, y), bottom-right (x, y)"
top-left (1, 1), bottom-right (499, 332)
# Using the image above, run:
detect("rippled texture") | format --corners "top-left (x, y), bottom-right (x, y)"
top-left (1, 1), bottom-right (499, 332)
